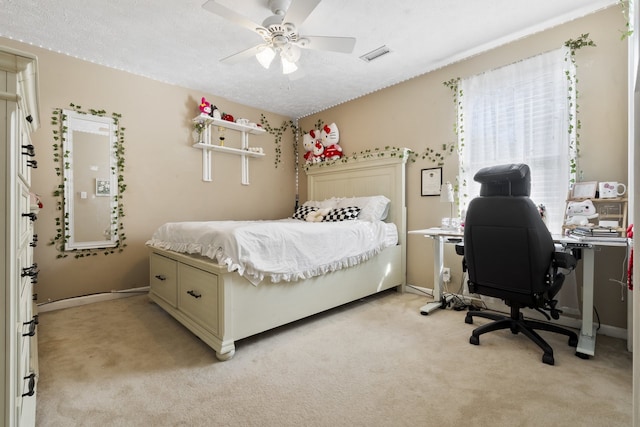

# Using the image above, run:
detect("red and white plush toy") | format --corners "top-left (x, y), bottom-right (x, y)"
top-left (320, 122), bottom-right (342, 160)
top-left (303, 129), bottom-right (324, 164)
top-left (310, 140), bottom-right (325, 163)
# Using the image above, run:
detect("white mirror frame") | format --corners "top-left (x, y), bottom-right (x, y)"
top-left (62, 109), bottom-right (119, 250)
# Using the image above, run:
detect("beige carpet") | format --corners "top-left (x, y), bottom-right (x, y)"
top-left (35, 291), bottom-right (632, 426)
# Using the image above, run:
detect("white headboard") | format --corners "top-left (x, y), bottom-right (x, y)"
top-left (305, 150), bottom-right (408, 245)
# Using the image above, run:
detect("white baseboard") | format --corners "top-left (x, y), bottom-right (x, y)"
top-left (37, 286), bottom-right (150, 313)
top-left (406, 283), bottom-right (629, 341)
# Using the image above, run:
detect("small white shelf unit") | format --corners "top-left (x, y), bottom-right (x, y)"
top-left (192, 115), bottom-right (266, 185)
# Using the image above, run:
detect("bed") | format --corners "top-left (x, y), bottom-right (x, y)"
top-left (146, 150), bottom-right (408, 360)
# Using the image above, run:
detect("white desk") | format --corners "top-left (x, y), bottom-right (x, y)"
top-left (554, 235), bottom-right (629, 357)
top-left (408, 228), bottom-right (463, 315)
top-left (409, 228), bottom-right (630, 357)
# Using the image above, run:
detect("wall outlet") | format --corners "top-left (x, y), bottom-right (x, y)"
top-left (442, 267), bottom-right (451, 283)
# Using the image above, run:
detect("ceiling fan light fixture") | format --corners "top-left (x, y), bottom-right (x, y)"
top-left (281, 44), bottom-right (301, 63)
top-left (281, 56), bottom-right (298, 74)
top-left (256, 46), bottom-right (276, 69)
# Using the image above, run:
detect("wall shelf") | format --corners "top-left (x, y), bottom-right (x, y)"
top-left (193, 115), bottom-right (266, 135)
top-left (192, 115), bottom-right (265, 185)
top-left (192, 143), bottom-right (266, 158)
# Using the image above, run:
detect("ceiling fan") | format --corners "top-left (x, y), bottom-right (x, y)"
top-left (202, 0), bottom-right (356, 75)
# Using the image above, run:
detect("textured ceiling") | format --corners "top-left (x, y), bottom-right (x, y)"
top-left (0, 0), bottom-right (617, 118)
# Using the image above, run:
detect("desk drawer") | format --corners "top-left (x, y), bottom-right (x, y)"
top-left (178, 264), bottom-right (219, 335)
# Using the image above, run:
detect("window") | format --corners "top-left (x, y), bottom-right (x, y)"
top-left (458, 48), bottom-right (575, 233)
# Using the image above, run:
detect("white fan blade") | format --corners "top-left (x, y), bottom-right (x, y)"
top-left (202, 0), bottom-right (264, 34)
top-left (220, 44), bottom-right (263, 64)
top-left (282, 0), bottom-right (321, 27)
top-left (297, 36), bottom-right (356, 53)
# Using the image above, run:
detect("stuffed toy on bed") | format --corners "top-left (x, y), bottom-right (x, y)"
top-left (320, 123), bottom-right (343, 160)
top-left (306, 208), bottom-right (330, 222)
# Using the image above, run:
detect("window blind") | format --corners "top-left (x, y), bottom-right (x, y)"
top-left (459, 47), bottom-right (574, 233)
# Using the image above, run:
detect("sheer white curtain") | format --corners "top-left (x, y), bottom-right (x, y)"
top-left (459, 47), bottom-right (575, 233)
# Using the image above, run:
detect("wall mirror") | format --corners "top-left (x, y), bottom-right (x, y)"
top-left (51, 105), bottom-right (126, 257)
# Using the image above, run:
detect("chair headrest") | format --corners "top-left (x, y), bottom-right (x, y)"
top-left (473, 164), bottom-right (531, 196)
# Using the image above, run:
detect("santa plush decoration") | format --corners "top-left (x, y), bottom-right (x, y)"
top-left (320, 123), bottom-right (342, 160)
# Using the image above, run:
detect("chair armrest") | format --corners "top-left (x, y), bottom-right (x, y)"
top-left (553, 251), bottom-right (576, 270)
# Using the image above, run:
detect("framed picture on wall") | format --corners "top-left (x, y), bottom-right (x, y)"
top-left (96, 179), bottom-right (111, 197)
top-left (421, 167), bottom-right (442, 196)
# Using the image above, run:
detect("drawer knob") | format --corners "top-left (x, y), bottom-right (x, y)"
top-left (21, 144), bottom-right (36, 157)
top-left (22, 317), bottom-right (37, 337)
top-left (21, 263), bottom-right (39, 278)
top-left (154, 274), bottom-right (167, 281)
top-left (22, 212), bottom-right (37, 222)
top-left (187, 290), bottom-right (202, 299)
top-left (22, 264), bottom-right (39, 283)
top-left (22, 373), bottom-right (36, 397)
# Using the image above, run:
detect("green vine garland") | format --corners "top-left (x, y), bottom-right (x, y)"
top-left (302, 146), bottom-right (416, 171)
top-left (258, 116), bottom-right (457, 171)
top-left (618, 0), bottom-right (633, 40)
top-left (49, 103), bottom-right (127, 259)
top-left (564, 33), bottom-right (596, 183)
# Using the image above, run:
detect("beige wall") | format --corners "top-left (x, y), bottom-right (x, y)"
top-left (299, 6), bottom-right (629, 328)
top-left (1, 6), bottom-right (629, 328)
top-left (0, 37), bottom-right (296, 303)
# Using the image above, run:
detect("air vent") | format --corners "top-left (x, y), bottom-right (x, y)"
top-left (360, 45), bottom-right (391, 62)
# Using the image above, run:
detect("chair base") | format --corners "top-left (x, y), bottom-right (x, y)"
top-left (465, 305), bottom-right (578, 365)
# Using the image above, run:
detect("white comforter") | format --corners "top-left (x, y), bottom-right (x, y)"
top-left (146, 219), bottom-right (397, 286)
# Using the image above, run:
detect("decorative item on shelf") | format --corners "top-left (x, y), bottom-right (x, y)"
top-left (564, 199), bottom-right (598, 226)
top-left (598, 181), bottom-right (626, 199)
top-left (301, 123), bottom-right (343, 164)
top-left (221, 113), bottom-right (234, 122)
top-left (571, 181), bottom-right (597, 199)
top-left (193, 119), bottom-right (206, 143)
top-left (247, 147), bottom-right (264, 154)
top-left (199, 97), bottom-right (212, 116)
top-left (217, 126), bottom-right (226, 146)
top-left (302, 129), bottom-right (321, 164)
top-left (320, 123), bottom-right (343, 160)
top-left (440, 181), bottom-right (455, 228)
top-left (211, 105), bottom-right (221, 119)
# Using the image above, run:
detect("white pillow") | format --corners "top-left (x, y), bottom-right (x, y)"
top-left (336, 195), bottom-right (390, 222)
top-left (302, 197), bottom-right (343, 209)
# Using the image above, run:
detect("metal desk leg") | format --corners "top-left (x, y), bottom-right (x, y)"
top-left (576, 248), bottom-right (596, 357)
top-left (420, 236), bottom-right (445, 315)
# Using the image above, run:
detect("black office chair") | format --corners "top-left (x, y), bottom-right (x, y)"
top-left (461, 164), bottom-right (578, 365)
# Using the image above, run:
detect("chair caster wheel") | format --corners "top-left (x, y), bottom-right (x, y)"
top-left (420, 311), bottom-right (428, 316)
top-left (469, 335), bottom-right (479, 345)
top-left (464, 315), bottom-right (473, 324)
top-left (568, 336), bottom-right (578, 347)
top-left (575, 351), bottom-right (590, 360)
top-left (542, 353), bottom-right (555, 365)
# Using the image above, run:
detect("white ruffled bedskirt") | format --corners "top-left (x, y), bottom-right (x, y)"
top-left (146, 219), bottom-right (397, 286)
